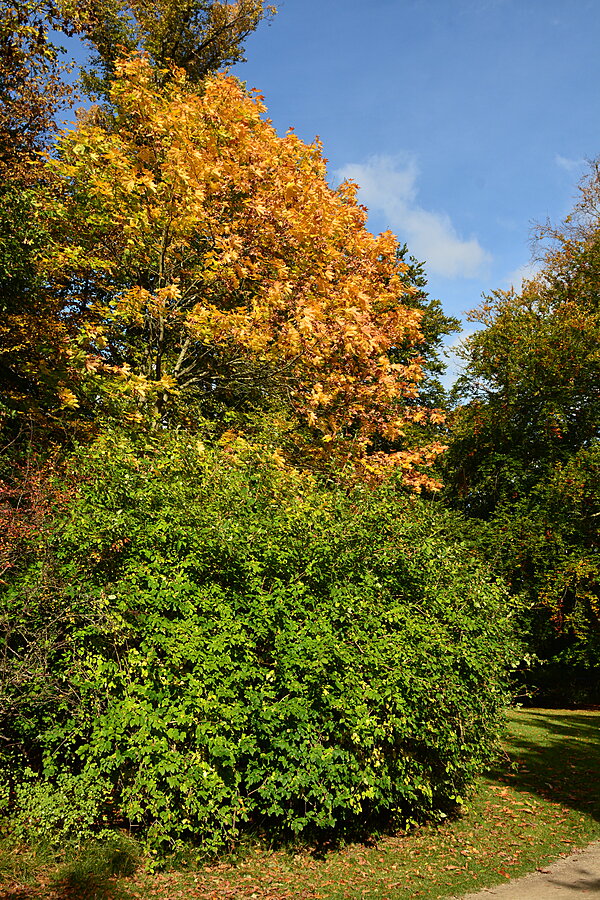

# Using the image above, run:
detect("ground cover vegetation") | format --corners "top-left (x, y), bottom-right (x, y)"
top-left (0, 0), bottom-right (598, 885)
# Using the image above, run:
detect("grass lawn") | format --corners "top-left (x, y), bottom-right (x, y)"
top-left (1, 708), bottom-right (599, 899)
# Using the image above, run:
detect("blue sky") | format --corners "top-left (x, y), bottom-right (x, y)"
top-left (232, 0), bottom-right (600, 372)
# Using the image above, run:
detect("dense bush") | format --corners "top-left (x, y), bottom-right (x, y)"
top-left (0, 435), bottom-right (514, 855)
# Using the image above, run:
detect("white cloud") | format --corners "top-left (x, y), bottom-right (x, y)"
top-left (505, 262), bottom-right (540, 289)
top-left (336, 154), bottom-right (492, 279)
top-left (555, 154), bottom-right (586, 172)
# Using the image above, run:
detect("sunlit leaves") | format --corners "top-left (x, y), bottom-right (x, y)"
top-left (58, 0), bottom-right (274, 92)
top-left (42, 56), bottom-right (444, 487)
top-left (0, 0), bottom-right (74, 178)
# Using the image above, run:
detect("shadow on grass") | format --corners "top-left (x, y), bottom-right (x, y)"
top-left (0, 876), bottom-right (136, 900)
top-left (488, 709), bottom-right (600, 821)
top-left (0, 835), bottom-right (140, 900)
top-left (0, 878), bottom-right (133, 900)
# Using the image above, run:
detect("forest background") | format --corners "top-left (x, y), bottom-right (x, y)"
top-left (0, 0), bottom-right (598, 861)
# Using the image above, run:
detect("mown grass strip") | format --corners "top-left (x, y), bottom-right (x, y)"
top-left (2, 708), bottom-right (599, 899)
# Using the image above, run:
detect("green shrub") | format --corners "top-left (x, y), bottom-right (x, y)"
top-left (1, 435), bottom-right (514, 854)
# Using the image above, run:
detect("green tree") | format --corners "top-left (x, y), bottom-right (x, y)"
top-left (445, 161), bottom-right (600, 698)
top-left (395, 244), bottom-right (461, 411)
top-left (57, 0), bottom-right (275, 95)
top-left (1, 0), bottom-right (274, 107)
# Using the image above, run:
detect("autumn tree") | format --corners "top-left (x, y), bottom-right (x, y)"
top-left (0, 0), bottom-right (75, 176)
top-left (37, 56), bottom-right (444, 486)
top-left (445, 161), bottom-right (600, 696)
top-left (387, 246), bottom-right (459, 450)
top-left (0, 0), bottom-right (276, 449)
top-left (59, 0), bottom-right (275, 93)
top-left (0, 0), bottom-right (77, 453)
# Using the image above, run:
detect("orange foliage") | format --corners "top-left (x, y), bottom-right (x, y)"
top-left (42, 56), bottom-right (444, 487)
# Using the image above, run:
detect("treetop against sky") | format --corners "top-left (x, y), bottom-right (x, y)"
top-left (52, 0), bottom-right (600, 340)
top-left (230, 0), bottom-right (600, 372)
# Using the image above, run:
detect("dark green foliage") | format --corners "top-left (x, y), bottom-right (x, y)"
top-left (395, 244), bottom-right (461, 412)
top-left (444, 163), bottom-right (600, 702)
top-left (1, 435), bottom-right (512, 855)
top-left (447, 287), bottom-right (599, 519)
top-left (59, 0), bottom-right (274, 96)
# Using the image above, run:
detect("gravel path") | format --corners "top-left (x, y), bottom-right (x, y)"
top-left (453, 841), bottom-right (600, 898)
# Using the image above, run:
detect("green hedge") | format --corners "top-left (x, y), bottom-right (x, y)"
top-left (1, 436), bottom-right (513, 854)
